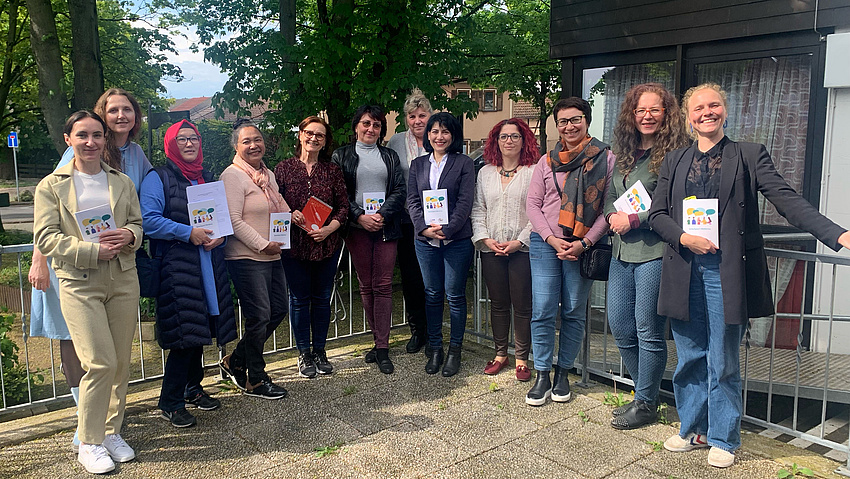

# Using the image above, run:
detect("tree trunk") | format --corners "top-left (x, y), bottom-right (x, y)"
top-left (26, 0), bottom-right (70, 154)
top-left (325, 0), bottom-right (353, 149)
top-left (537, 81), bottom-right (548, 151)
top-left (67, 0), bottom-right (103, 110)
top-left (0, 0), bottom-right (22, 133)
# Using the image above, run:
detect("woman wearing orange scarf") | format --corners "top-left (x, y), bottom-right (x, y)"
top-left (219, 119), bottom-right (290, 400)
top-left (524, 97), bottom-right (614, 406)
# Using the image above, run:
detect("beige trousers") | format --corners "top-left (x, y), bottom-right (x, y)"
top-left (58, 259), bottom-right (139, 444)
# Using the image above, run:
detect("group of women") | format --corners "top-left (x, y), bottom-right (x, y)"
top-left (28, 82), bottom-right (850, 474)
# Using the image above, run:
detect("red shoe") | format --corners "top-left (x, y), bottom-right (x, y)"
top-left (484, 358), bottom-right (507, 375)
top-left (515, 365), bottom-right (532, 382)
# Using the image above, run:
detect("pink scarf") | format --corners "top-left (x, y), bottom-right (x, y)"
top-left (231, 155), bottom-right (288, 213)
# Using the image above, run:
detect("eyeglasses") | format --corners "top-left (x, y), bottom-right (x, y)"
top-left (634, 108), bottom-right (665, 117)
top-left (302, 130), bottom-right (326, 141)
top-left (556, 115), bottom-right (585, 127)
top-left (498, 133), bottom-right (522, 143)
top-left (359, 120), bottom-right (382, 130)
top-left (176, 135), bottom-right (200, 146)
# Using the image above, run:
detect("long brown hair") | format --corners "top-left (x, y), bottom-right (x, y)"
top-left (612, 83), bottom-right (688, 176)
top-left (93, 88), bottom-right (143, 171)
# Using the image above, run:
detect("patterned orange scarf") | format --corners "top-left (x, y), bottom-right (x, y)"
top-left (546, 135), bottom-right (609, 239)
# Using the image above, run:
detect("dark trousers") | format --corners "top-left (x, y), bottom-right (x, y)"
top-left (158, 345), bottom-right (204, 412)
top-left (282, 251), bottom-right (340, 352)
top-left (345, 228), bottom-right (397, 349)
top-left (480, 252), bottom-right (532, 360)
top-left (227, 259), bottom-right (288, 385)
top-left (397, 222), bottom-right (427, 334)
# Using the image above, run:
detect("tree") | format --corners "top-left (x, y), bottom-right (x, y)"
top-left (465, 0), bottom-right (560, 148)
top-left (67, 0), bottom-right (104, 110)
top-left (164, 0), bottom-right (482, 153)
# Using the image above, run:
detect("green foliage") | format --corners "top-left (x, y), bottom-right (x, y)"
top-left (17, 190), bottom-right (33, 202)
top-left (342, 385), bottom-right (356, 396)
top-left (646, 440), bottom-right (664, 452)
top-left (577, 410), bottom-right (589, 424)
top-left (488, 381), bottom-right (499, 393)
top-left (603, 391), bottom-right (632, 408)
top-left (0, 310), bottom-right (44, 404)
top-left (777, 464), bottom-right (814, 478)
top-left (0, 229), bottom-right (32, 245)
top-left (314, 442), bottom-right (343, 458)
top-left (657, 402), bottom-right (671, 425)
top-left (0, 251), bottom-right (31, 289)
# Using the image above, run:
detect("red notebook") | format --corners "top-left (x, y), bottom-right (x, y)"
top-left (299, 196), bottom-right (332, 232)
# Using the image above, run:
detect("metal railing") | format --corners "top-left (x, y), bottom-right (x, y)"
top-left (0, 244), bottom-right (407, 416)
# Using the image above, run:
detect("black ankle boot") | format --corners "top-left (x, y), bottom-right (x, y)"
top-left (551, 365), bottom-right (572, 402)
top-left (525, 370), bottom-right (551, 406)
top-left (406, 330), bottom-right (426, 354)
top-left (442, 344), bottom-right (462, 377)
top-left (611, 399), bottom-right (658, 430)
top-left (425, 346), bottom-right (444, 374)
top-left (376, 348), bottom-right (394, 374)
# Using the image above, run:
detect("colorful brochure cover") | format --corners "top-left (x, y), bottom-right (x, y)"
top-left (363, 192), bottom-right (385, 214)
top-left (423, 188), bottom-right (448, 225)
top-left (683, 198), bottom-right (719, 246)
top-left (300, 196), bottom-right (332, 232)
top-left (187, 200), bottom-right (218, 237)
top-left (269, 212), bottom-right (291, 249)
top-left (186, 181), bottom-right (233, 238)
top-left (74, 204), bottom-right (116, 242)
top-left (614, 180), bottom-right (652, 214)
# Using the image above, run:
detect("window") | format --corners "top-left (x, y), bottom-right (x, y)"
top-left (456, 88), bottom-right (471, 99)
top-left (483, 89), bottom-right (497, 111)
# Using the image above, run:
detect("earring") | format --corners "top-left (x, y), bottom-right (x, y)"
top-left (723, 119), bottom-right (728, 129)
top-left (689, 124), bottom-right (693, 134)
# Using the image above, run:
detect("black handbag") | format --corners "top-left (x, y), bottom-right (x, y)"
top-left (579, 235), bottom-right (612, 281)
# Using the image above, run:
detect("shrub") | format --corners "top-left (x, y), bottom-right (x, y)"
top-left (0, 310), bottom-right (43, 405)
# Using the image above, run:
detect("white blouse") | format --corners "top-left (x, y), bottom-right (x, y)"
top-left (471, 163), bottom-right (535, 252)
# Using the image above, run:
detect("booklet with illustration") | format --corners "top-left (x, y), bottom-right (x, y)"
top-left (269, 212), bottom-right (292, 249)
top-left (682, 198), bottom-right (719, 246)
top-left (187, 200), bottom-right (218, 237)
top-left (614, 180), bottom-right (652, 214)
top-left (363, 192), bottom-right (385, 215)
top-left (422, 188), bottom-right (449, 225)
top-left (186, 181), bottom-right (233, 237)
top-left (300, 196), bottom-right (332, 232)
top-left (75, 204), bottom-right (116, 242)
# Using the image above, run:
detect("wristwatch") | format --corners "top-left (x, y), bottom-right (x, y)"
top-left (579, 238), bottom-right (590, 251)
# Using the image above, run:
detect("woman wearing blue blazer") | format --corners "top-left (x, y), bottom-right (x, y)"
top-left (407, 112), bottom-right (475, 377)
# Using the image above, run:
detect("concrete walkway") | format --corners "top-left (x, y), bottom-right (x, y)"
top-left (0, 334), bottom-right (845, 478)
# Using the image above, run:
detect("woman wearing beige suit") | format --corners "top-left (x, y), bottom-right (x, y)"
top-left (34, 111), bottom-right (143, 475)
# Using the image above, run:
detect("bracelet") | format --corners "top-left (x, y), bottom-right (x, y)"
top-left (579, 238), bottom-right (590, 251)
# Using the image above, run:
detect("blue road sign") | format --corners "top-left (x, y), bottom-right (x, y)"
top-left (7, 132), bottom-right (18, 148)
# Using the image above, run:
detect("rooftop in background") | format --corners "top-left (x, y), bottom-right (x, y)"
top-left (169, 97), bottom-right (270, 122)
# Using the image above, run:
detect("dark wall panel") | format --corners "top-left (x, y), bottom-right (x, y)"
top-left (551, 0), bottom-right (850, 59)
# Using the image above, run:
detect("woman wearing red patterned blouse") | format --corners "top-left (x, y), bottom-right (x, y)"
top-left (274, 116), bottom-right (348, 378)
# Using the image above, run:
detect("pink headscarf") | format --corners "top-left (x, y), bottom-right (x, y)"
top-left (164, 120), bottom-right (205, 182)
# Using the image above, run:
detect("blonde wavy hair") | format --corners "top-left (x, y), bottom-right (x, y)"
top-left (612, 83), bottom-right (689, 176)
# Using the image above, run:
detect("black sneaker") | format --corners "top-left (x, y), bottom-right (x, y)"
top-left (551, 365), bottom-right (572, 402)
top-left (525, 370), bottom-right (552, 406)
top-left (185, 390), bottom-right (221, 411)
top-left (364, 347), bottom-right (377, 364)
top-left (161, 408), bottom-right (197, 428)
top-left (313, 349), bottom-right (333, 375)
top-left (219, 354), bottom-right (247, 391)
top-left (298, 351), bottom-right (318, 378)
top-left (244, 380), bottom-right (288, 400)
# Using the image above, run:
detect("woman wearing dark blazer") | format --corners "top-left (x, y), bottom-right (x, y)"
top-left (407, 112), bottom-right (475, 377)
top-left (648, 83), bottom-right (850, 468)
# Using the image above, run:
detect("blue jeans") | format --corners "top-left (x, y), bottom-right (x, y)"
top-left (671, 252), bottom-right (746, 453)
top-left (528, 232), bottom-right (592, 372)
top-left (414, 239), bottom-right (473, 348)
top-left (607, 258), bottom-right (666, 402)
top-left (282, 251), bottom-right (340, 352)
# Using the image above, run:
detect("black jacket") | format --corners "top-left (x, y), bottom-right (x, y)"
top-left (148, 161), bottom-right (238, 350)
top-left (407, 152), bottom-right (475, 242)
top-left (332, 143), bottom-right (406, 241)
top-left (649, 139), bottom-right (846, 324)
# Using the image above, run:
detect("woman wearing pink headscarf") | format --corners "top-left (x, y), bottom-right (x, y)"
top-left (219, 119), bottom-right (290, 400)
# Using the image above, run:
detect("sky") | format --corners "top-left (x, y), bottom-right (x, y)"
top-left (157, 28), bottom-right (228, 100)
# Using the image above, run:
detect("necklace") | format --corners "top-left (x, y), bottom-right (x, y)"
top-left (500, 165), bottom-right (519, 178)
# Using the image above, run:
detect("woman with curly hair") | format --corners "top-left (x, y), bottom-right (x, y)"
top-left (471, 118), bottom-right (538, 381)
top-left (604, 83), bottom-right (688, 429)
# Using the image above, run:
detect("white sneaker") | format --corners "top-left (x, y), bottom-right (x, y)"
top-left (663, 433), bottom-right (709, 452)
top-left (102, 433), bottom-right (136, 462)
top-left (707, 446), bottom-right (735, 468)
top-left (78, 444), bottom-right (115, 474)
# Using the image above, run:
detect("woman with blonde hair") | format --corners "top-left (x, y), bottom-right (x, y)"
top-left (650, 83), bottom-right (850, 467)
top-left (387, 88), bottom-right (432, 353)
top-left (604, 83), bottom-right (688, 429)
